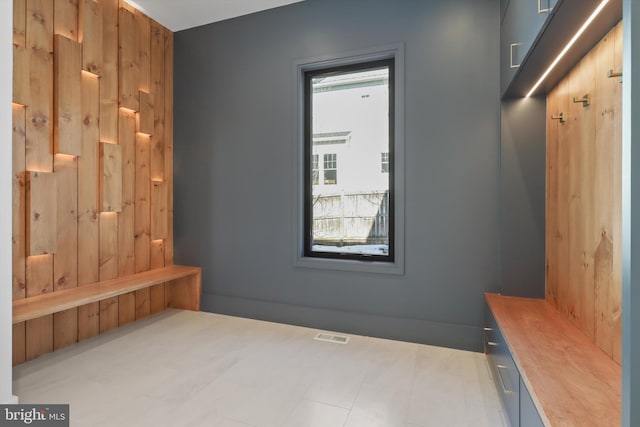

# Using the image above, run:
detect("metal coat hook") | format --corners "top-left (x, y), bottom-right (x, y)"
top-left (572, 94), bottom-right (590, 107)
top-left (551, 112), bottom-right (565, 123)
top-left (608, 69), bottom-right (623, 83)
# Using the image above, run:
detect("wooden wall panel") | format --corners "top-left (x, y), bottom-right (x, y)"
top-left (137, 91), bottom-right (153, 135)
top-left (100, 142), bottom-right (123, 212)
top-left (79, 0), bottom-right (103, 75)
top-left (26, 0), bottom-right (54, 173)
top-left (13, 1), bottom-right (174, 363)
top-left (54, 0), bottom-right (79, 41)
top-left (13, 45), bottom-right (29, 106)
top-left (546, 21), bottom-right (622, 364)
top-left (151, 181), bottom-right (168, 240)
top-left (26, 172), bottom-right (57, 256)
top-left (13, 0), bottom-right (26, 46)
top-left (164, 31), bottom-right (174, 266)
top-left (100, 0), bottom-right (118, 142)
top-left (54, 35), bottom-right (82, 156)
top-left (13, 106), bottom-right (27, 301)
top-left (119, 8), bottom-right (139, 111)
top-left (118, 110), bottom-right (136, 276)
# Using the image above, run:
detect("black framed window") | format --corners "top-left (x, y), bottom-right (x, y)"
top-left (304, 58), bottom-right (395, 262)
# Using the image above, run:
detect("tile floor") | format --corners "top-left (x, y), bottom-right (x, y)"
top-left (13, 309), bottom-right (505, 427)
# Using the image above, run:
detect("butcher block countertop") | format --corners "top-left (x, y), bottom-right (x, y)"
top-left (485, 293), bottom-right (621, 427)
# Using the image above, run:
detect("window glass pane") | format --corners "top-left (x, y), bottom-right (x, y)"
top-left (306, 60), bottom-right (393, 260)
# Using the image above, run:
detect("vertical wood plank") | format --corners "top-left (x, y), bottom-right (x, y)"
top-left (53, 154), bottom-right (78, 291)
top-left (118, 293), bottom-right (136, 326)
top-left (14, 0), bottom-right (26, 46)
top-left (99, 212), bottom-right (118, 332)
top-left (79, 0), bottom-right (103, 75)
top-left (54, 35), bottom-right (82, 156)
top-left (150, 22), bottom-right (165, 181)
top-left (53, 308), bottom-right (77, 350)
top-left (13, 106), bottom-right (27, 301)
top-left (151, 181), bottom-right (168, 240)
top-left (611, 21), bottom-right (623, 365)
top-left (26, 0), bottom-right (54, 173)
top-left (150, 239), bottom-right (165, 314)
top-left (555, 76), bottom-right (570, 320)
top-left (54, 0), bottom-right (78, 41)
top-left (26, 172), bottom-right (57, 256)
top-left (25, 255), bottom-right (54, 360)
top-left (593, 29), bottom-right (616, 359)
top-left (118, 109), bottom-right (136, 276)
top-left (137, 91), bottom-right (153, 135)
top-left (100, 0), bottom-right (118, 142)
top-left (78, 73), bottom-right (99, 286)
top-left (12, 323), bottom-right (26, 366)
top-left (136, 11), bottom-right (151, 93)
top-left (135, 288), bottom-right (150, 319)
top-left (135, 134), bottom-right (151, 273)
top-left (13, 45), bottom-right (29, 105)
top-left (77, 73), bottom-right (100, 340)
top-left (100, 142), bottom-right (123, 212)
top-left (164, 30), bottom-right (174, 266)
top-left (546, 85), bottom-right (559, 307)
top-left (119, 7), bottom-right (139, 111)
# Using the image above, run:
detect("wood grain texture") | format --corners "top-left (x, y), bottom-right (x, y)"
top-left (25, 254), bottom-right (54, 360)
top-left (99, 296), bottom-right (118, 333)
top-left (119, 109), bottom-right (136, 276)
top-left (13, 106), bottom-right (27, 301)
top-left (167, 272), bottom-right (201, 311)
top-left (135, 288), bottom-right (151, 320)
top-left (135, 134), bottom-right (151, 273)
top-left (164, 30), bottom-right (174, 265)
top-left (14, 0), bottom-right (26, 46)
top-left (486, 294), bottom-right (620, 427)
top-left (150, 22), bottom-right (165, 181)
top-left (26, 0), bottom-right (54, 173)
top-left (13, 45), bottom-right (29, 105)
top-left (78, 73), bottom-right (99, 286)
top-left (545, 21), bottom-right (622, 364)
top-left (26, 172), bottom-right (57, 256)
top-left (611, 21), bottom-right (623, 364)
top-left (54, 0), bottom-right (78, 40)
top-left (136, 11), bottom-right (150, 93)
top-left (53, 308), bottom-right (77, 350)
top-left (100, 0), bottom-right (118, 142)
top-left (137, 90), bottom-right (153, 135)
top-left (26, 316), bottom-right (53, 361)
top-left (100, 142), bottom-right (122, 212)
top-left (79, 0), bottom-right (103, 75)
top-left (54, 35), bottom-right (82, 156)
top-left (151, 181), bottom-right (168, 240)
top-left (12, 323), bottom-right (26, 366)
top-left (99, 212), bottom-right (118, 280)
top-left (14, 266), bottom-right (202, 322)
top-left (150, 240), bottom-right (165, 314)
top-left (77, 302), bottom-right (99, 341)
top-left (54, 154), bottom-right (78, 291)
top-left (118, 292), bottom-right (136, 326)
top-left (118, 7), bottom-right (138, 111)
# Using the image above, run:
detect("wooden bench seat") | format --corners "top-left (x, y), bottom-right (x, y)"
top-left (486, 293), bottom-right (621, 426)
top-left (13, 265), bottom-right (201, 324)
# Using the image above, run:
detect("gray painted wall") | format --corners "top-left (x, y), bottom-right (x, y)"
top-left (500, 97), bottom-right (546, 298)
top-left (174, 0), bottom-right (505, 352)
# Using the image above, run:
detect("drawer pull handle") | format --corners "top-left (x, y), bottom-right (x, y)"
top-left (496, 364), bottom-right (513, 395)
top-left (510, 43), bottom-right (523, 69)
top-left (483, 327), bottom-right (493, 332)
top-left (538, 0), bottom-right (553, 14)
top-left (487, 341), bottom-right (499, 347)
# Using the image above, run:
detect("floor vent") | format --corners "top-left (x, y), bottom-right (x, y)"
top-left (314, 333), bottom-right (350, 344)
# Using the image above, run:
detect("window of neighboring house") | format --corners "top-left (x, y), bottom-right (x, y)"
top-left (323, 153), bottom-right (337, 185)
top-left (303, 58), bottom-right (395, 262)
top-left (312, 154), bottom-right (319, 185)
top-left (381, 152), bottom-right (389, 173)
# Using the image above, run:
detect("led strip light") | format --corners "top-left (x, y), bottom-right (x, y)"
top-left (526, 0), bottom-right (610, 97)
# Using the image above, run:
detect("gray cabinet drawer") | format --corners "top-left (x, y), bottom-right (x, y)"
top-left (520, 379), bottom-right (545, 427)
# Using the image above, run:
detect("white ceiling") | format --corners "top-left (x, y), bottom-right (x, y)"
top-left (125, 0), bottom-right (305, 32)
